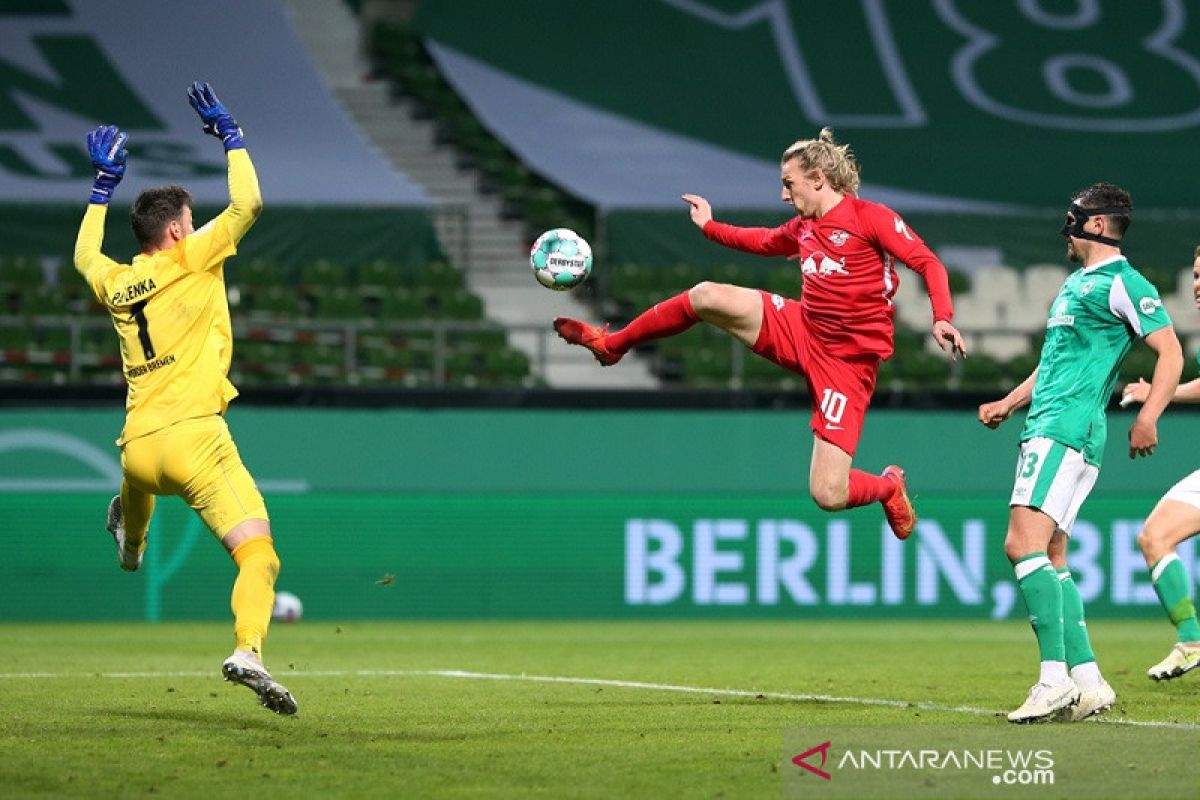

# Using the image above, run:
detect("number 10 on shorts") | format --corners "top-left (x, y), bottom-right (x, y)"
top-left (820, 388), bottom-right (847, 424)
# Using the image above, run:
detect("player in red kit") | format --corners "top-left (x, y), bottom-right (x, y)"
top-left (554, 128), bottom-right (967, 539)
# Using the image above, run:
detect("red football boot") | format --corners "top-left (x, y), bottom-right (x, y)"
top-left (881, 465), bottom-right (916, 540)
top-left (552, 317), bottom-right (623, 366)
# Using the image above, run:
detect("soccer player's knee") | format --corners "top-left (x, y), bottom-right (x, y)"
top-left (809, 482), bottom-right (847, 512)
top-left (688, 281), bottom-right (722, 314)
top-left (1136, 525), bottom-right (1164, 559)
top-left (1003, 535), bottom-right (1031, 564)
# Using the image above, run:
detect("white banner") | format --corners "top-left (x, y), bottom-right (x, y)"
top-left (0, 1), bottom-right (429, 205)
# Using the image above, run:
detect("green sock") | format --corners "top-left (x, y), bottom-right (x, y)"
top-left (1057, 568), bottom-right (1095, 668)
top-left (1014, 553), bottom-right (1064, 662)
top-left (1151, 554), bottom-right (1200, 643)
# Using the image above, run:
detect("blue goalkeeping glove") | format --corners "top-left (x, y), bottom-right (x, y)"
top-left (187, 81), bottom-right (245, 151)
top-left (87, 124), bottom-right (128, 205)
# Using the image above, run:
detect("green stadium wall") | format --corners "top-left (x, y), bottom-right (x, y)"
top-left (2, 407), bottom-right (1197, 621)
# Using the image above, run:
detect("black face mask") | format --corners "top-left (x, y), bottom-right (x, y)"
top-left (1059, 202), bottom-right (1130, 247)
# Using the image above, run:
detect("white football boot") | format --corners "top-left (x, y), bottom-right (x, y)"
top-left (1007, 681), bottom-right (1080, 723)
top-left (105, 495), bottom-right (143, 572)
top-left (1147, 642), bottom-right (1200, 681)
top-left (222, 650), bottom-right (298, 715)
top-left (1069, 680), bottom-right (1116, 721)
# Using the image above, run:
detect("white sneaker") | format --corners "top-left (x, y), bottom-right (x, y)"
top-left (222, 650), bottom-right (298, 715)
top-left (1007, 681), bottom-right (1080, 723)
top-left (1147, 642), bottom-right (1200, 681)
top-left (1069, 680), bottom-right (1116, 721)
top-left (105, 495), bottom-right (142, 572)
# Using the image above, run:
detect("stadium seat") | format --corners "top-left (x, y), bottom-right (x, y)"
top-left (1020, 263), bottom-right (1066, 303)
top-left (1005, 352), bottom-right (1040, 382)
top-left (894, 349), bottom-right (949, 388)
top-left (315, 286), bottom-right (364, 320)
top-left (414, 260), bottom-right (463, 290)
top-left (484, 348), bottom-right (530, 383)
top-left (1119, 343), bottom-right (1159, 383)
top-left (378, 287), bottom-right (428, 321)
top-left (0, 256), bottom-right (43, 287)
top-left (237, 258), bottom-right (284, 289)
top-left (764, 268), bottom-right (802, 299)
top-left (21, 285), bottom-right (66, 316)
top-left (300, 259), bottom-right (345, 290)
top-left (958, 353), bottom-right (1005, 389)
top-left (972, 265), bottom-right (1022, 301)
top-left (358, 259), bottom-right (406, 296)
top-left (978, 333), bottom-right (1033, 361)
top-left (683, 346), bottom-right (732, 387)
top-left (435, 289), bottom-right (483, 320)
top-left (249, 286), bottom-right (301, 320)
top-left (609, 263), bottom-right (657, 297)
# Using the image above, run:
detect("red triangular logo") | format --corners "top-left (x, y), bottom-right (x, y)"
top-left (792, 740), bottom-right (832, 780)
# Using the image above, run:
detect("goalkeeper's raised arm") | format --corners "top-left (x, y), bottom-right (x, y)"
top-left (187, 81), bottom-right (261, 243)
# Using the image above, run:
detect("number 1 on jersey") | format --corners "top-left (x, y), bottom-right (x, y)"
top-left (130, 300), bottom-right (156, 360)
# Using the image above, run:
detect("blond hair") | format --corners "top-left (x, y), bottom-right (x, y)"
top-left (781, 127), bottom-right (860, 195)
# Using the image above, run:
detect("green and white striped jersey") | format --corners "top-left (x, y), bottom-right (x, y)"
top-left (1021, 255), bottom-right (1171, 466)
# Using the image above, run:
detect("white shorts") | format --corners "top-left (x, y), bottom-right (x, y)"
top-left (1163, 468), bottom-right (1200, 509)
top-left (1009, 437), bottom-right (1099, 535)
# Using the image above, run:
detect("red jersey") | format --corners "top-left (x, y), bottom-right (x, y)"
top-left (703, 195), bottom-right (953, 359)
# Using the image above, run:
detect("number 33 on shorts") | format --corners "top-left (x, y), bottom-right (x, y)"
top-left (1009, 437), bottom-right (1098, 532)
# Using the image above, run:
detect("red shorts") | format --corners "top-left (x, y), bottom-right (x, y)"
top-left (752, 291), bottom-right (879, 455)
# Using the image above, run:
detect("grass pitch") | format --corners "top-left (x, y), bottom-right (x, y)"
top-left (0, 620), bottom-right (1196, 798)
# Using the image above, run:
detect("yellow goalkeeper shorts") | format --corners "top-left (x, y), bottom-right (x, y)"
top-left (120, 414), bottom-right (269, 538)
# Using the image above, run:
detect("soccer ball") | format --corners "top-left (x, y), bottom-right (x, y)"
top-left (272, 591), bottom-right (303, 622)
top-left (530, 228), bottom-right (593, 290)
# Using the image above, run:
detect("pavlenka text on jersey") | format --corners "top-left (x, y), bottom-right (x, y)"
top-left (111, 278), bottom-right (158, 305)
top-left (125, 353), bottom-right (175, 378)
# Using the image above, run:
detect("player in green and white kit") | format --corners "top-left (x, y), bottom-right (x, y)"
top-left (1121, 246), bottom-right (1200, 681)
top-left (979, 183), bottom-right (1183, 723)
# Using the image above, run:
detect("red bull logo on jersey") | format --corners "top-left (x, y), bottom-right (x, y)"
top-left (801, 252), bottom-right (848, 277)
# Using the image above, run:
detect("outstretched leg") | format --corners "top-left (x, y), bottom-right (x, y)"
top-left (554, 281), bottom-right (759, 364)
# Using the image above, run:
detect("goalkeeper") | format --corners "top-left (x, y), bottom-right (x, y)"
top-left (73, 83), bottom-right (296, 715)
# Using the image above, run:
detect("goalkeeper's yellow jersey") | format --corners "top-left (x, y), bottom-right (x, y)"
top-left (73, 149), bottom-right (262, 445)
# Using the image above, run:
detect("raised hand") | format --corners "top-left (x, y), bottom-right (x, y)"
top-left (86, 125), bottom-right (128, 205)
top-left (681, 194), bottom-right (713, 228)
top-left (187, 81), bottom-right (244, 150)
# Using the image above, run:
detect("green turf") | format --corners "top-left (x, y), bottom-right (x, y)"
top-left (0, 620), bottom-right (1196, 798)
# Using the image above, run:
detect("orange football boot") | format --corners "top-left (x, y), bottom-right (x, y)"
top-left (552, 317), bottom-right (623, 366)
top-left (881, 465), bottom-right (916, 540)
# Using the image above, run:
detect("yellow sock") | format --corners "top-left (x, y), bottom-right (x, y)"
top-left (229, 536), bottom-right (280, 658)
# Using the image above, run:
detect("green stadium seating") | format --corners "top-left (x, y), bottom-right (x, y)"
top-left (484, 348), bottom-right (530, 383)
top-left (682, 346), bottom-right (732, 387)
top-left (0, 256), bottom-right (43, 287)
top-left (249, 286), bottom-right (301, 320)
top-left (958, 353), bottom-right (1005, 389)
top-left (236, 258), bottom-right (284, 289)
top-left (414, 260), bottom-right (462, 290)
top-left (436, 289), bottom-right (483, 320)
top-left (358, 259), bottom-right (406, 296)
top-left (315, 286), bottom-right (363, 320)
top-left (300, 259), bottom-right (345, 289)
top-left (378, 287), bottom-right (427, 321)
